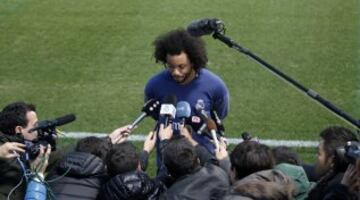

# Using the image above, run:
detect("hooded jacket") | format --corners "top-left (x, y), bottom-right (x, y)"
top-left (49, 151), bottom-right (107, 200)
top-left (223, 169), bottom-right (296, 200)
top-left (98, 170), bottom-right (165, 200)
top-left (275, 163), bottom-right (315, 200)
top-left (159, 162), bottom-right (230, 200)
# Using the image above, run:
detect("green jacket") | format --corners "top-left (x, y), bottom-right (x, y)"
top-left (275, 163), bottom-right (316, 200)
top-left (0, 132), bottom-right (69, 200)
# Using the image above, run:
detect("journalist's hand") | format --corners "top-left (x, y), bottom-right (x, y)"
top-left (143, 131), bottom-right (157, 153)
top-left (0, 142), bottom-right (26, 159)
top-left (109, 125), bottom-right (132, 144)
top-left (30, 144), bottom-right (51, 175)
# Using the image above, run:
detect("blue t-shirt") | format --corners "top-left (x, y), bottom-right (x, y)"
top-left (145, 68), bottom-right (229, 120)
top-left (144, 68), bottom-right (230, 157)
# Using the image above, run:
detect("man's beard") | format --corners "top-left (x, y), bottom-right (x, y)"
top-left (314, 160), bottom-right (331, 178)
top-left (172, 71), bottom-right (193, 84)
top-left (172, 75), bottom-right (186, 83)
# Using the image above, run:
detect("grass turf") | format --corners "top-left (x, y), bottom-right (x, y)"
top-left (0, 1), bottom-right (359, 140)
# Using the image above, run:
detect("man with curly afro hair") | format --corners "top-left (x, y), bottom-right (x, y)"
top-left (145, 28), bottom-right (230, 157)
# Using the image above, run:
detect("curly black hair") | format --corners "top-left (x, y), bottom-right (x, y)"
top-left (0, 101), bottom-right (36, 135)
top-left (153, 28), bottom-right (208, 71)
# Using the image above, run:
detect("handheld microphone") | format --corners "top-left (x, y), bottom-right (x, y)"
top-left (195, 100), bottom-right (208, 135)
top-left (210, 110), bottom-right (225, 136)
top-left (159, 95), bottom-right (177, 127)
top-left (130, 99), bottom-right (160, 129)
top-left (175, 101), bottom-right (191, 124)
top-left (207, 119), bottom-right (220, 151)
top-left (195, 100), bottom-right (208, 120)
top-left (29, 114), bottom-right (76, 132)
top-left (187, 18), bottom-right (224, 37)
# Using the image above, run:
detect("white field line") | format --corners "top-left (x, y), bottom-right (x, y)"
top-left (63, 132), bottom-right (318, 147)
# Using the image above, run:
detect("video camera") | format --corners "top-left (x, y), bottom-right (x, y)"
top-left (23, 114), bottom-right (76, 160)
top-left (336, 141), bottom-right (360, 165)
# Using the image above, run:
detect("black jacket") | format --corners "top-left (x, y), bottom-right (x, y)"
top-left (307, 172), bottom-right (344, 200)
top-left (98, 171), bottom-right (166, 200)
top-left (159, 163), bottom-right (230, 200)
top-left (49, 151), bottom-right (107, 200)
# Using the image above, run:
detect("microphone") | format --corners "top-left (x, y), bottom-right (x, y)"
top-left (187, 18), bottom-right (224, 37)
top-left (159, 95), bottom-right (177, 127)
top-left (175, 101), bottom-right (191, 124)
top-left (30, 114), bottom-right (76, 132)
top-left (130, 99), bottom-right (161, 130)
top-left (210, 110), bottom-right (225, 136)
top-left (195, 100), bottom-right (208, 135)
top-left (207, 119), bottom-right (220, 151)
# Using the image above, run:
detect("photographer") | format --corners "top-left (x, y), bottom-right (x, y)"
top-left (0, 101), bottom-right (68, 199)
top-left (323, 145), bottom-right (360, 199)
top-left (0, 101), bottom-right (133, 199)
top-left (307, 126), bottom-right (359, 200)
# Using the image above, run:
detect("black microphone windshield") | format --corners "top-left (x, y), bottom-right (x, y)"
top-left (30, 114), bottom-right (76, 132)
top-left (53, 114), bottom-right (76, 126)
top-left (187, 18), bottom-right (224, 37)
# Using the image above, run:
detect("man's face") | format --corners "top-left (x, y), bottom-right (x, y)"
top-left (166, 52), bottom-right (195, 85)
top-left (17, 111), bottom-right (38, 141)
top-left (315, 139), bottom-right (332, 177)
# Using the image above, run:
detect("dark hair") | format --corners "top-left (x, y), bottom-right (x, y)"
top-left (0, 101), bottom-right (36, 135)
top-left (153, 28), bottom-right (208, 71)
top-left (272, 146), bottom-right (301, 166)
top-left (163, 136), bottom-right (199, 179)
top-left (106, 142), bottom-right (139, 177)
top-left (230, 141), bottom-right (275, 180)
top-left (319, 126), bottom-right (359, 172)
top-left (75, 136), bottom-right (111, 162)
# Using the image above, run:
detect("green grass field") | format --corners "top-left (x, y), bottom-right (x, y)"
top-left (1, 0), bottom-right (359, 171)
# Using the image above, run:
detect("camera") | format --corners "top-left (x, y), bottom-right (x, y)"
top-left (336, 141), bottom-right (360, 165)
top-left (23, 114), bottom-right (76, 160)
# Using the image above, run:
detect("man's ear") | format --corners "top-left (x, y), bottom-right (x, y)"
top-left (15, 126), bottom-right (23, 134)
top-left (327, 155), bottom-right (336, 169)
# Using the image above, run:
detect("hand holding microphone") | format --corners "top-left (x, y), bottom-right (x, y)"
top-left (108, 125), bottom-right (132, 144)
top-left (158, 123), bottom-right (173, 141)
top-left (158, 95), bottom-right (177, 127)
top-left (129, 99), bottom-right (160, 130)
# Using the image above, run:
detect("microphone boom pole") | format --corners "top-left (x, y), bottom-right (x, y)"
top-left (211, 29), bottom-right (360, 129)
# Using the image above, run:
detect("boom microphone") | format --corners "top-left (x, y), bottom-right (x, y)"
top-left (187, 18), bottom-right (224, 37)
top-left (159, 95), bottom-right (177, 127)
top-left (130, 99), bottom-right (160, 129)
top-left (29, 114), bottom-right (76, 132)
